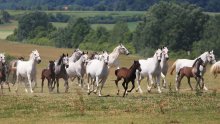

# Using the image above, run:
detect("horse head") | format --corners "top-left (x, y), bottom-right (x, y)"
top-left (134, 60), bottom-right (141, 72)
top-left (100, 51), bottom-right (109, 64)
top-left (118, 44), bottom-right (130, 55)
top-left (31, 50), bottom-right (41, 64)
top-left (162, 46), bottom-right (169, 60)
top-left (81, 51), bottom-right (89, 63)
top-left (0, 53), bottom-right (6, 64)
top-left (49, 60), bottom-right (55, 72)
top-left (154, 48), bottom-right (162, 62)
top-left (72, 48), bottom-right (83, 61)
top-left (208, 50), bottom-right (216, 64)
top-left (62, 53), bottom-right (69, 68)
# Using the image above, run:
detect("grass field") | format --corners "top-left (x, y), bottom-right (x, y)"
top-left (0, 39), bottom-right (220, 124)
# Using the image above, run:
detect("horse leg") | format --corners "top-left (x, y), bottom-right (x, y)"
top-left (156, 76), bottom-right (162, 93)
top-left (123, 80), bottom-right (128, 97)
top-left (56, 78), bottom-right (60, 93)
top-left (7, 81), bottom-right (10, 92)
top-left (202, 78), bottom-right (208, 91)
top-left (77, 77), bottom-right (81, 87)
top-left (135, 71), bottom-right (143, 93)
top-left (147, 75), bottom-right (154, 92)
top-left (94, 76), bottom-right (99, 94)
top-left (87, 74), bottom-right (91, 94)
top-left (161, 72), bottom-right (166, 88)
top-left (27, 75), bottom-right (33, 93)
top-left (1, 82), bottom-right (3, 94)
top-left (115, 77), bottom-right (121, 95)
top-left (15, 75), bottom-right (20, 94)
top-left (64, 79), bottom-right (69, 93)
top-left (98, 77), bottom-right (107, 97)
top-left (176, 74), bottom-right (183, 91)
top-left (41, 77), bottom-right (45, 93)
top-left (128, 80), bottom-right (135, 92)
top-left (187, 78), bottom-right (193, 91)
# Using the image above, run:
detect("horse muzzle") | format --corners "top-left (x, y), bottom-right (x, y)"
top-left (126, 53), bottom-right (130, 55)
top-left (37, 60), bottom-right (41, 64)
top-left (166, 58), bottom-right (169, 60)
top-left (66, 65), bottom-right (69, 68)
top-left (158, 60), bottom-right (161, 63)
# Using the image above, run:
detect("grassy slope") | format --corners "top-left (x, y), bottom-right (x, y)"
top-left (0, 39), bottom-right (219, 124)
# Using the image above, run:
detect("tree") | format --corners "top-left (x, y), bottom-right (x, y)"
top-left (15, 11), bottom-right (53, 41)
top-left (133, 1), bottom-right (208, 55)
top-left (193, 15), bottom-right (220, 57)
top-left (0, 10), bottom-right (10, 23)
top-left (110, 21), bottom-right (131, 43)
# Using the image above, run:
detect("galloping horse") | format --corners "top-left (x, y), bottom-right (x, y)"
top-left (15, 50), bottom-right (41, 93)
top-left (210, 61), bottom-right (220, 78)
top-left (136, 48), bottom-right (163, 93)
top-left (170, 50), bottom-right (216, 91)
top-left (108, 44), bottom-right (129, 69)
top-left (66, 52), bottom-right (88, 88)
top-left (160, 47), bottom-right (169, 88)
top-left (176, 58), bottom-right (205, 91)
top-left (114, 60), bottom-right (141, 97)
top-left (41, 61), bottom-right (56, 93)
top-left (86, 51), bottom-right (109, 96)
top-left (54, 54), bottom-right (69, 93)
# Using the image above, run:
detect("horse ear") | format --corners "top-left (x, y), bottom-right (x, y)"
top-left (67, 53), bottom-right (68, 57)
top-left (82, 51), bottom-right (85, 55)
top-left (86, 51), bottom-right (88, 54)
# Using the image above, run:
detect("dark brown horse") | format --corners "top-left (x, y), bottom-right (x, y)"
top-left (0, 62), bottom-right (10, 94)
top-left (114, 60), bottom-right (142, 97)
top-left (41, 61), bottom-right (56, 93)
top-left (54, 54), bottom-right (69, 93)
top-left (176, 58), bottom-right (205, 91)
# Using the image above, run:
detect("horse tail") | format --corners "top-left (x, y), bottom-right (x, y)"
top-left (115, 69), bottom-right (119, 76)
top-left (170, 61), bottom-right (176, 75)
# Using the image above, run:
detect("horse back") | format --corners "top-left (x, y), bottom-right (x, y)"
top-left (115, 67), bottom-right (129, 77)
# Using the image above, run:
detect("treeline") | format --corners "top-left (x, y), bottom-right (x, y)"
top-left (0, 10), bottom-right (10, 24)
top-left (0, 0), bottom-right (220, 12)
top-left (6, 2), bottom-right (220, 57)
top-left (47, 13), bottom-right (143, 24)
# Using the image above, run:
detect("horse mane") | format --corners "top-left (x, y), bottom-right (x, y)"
top-left (112, 45), bottom-right (120, 53)
top-left (57, 55), bottom-right (64, 65)
top-left (192, 58), bottom-right (200, 67)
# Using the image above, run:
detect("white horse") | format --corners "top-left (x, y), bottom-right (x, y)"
top-left (170, 50), bottom-right (216, 91)
top-left (69, 48), bottom-right (83, 62)
top-left (108, 44), bottom-right (129, 69)
top-left (15, 50), bottom-right (41, 93)
top-left (86, 51), bottom-right (109, 96)
top-left (136, 48), bottom-right (163, 93)
top-left (66, 52), bottom-right (88, 88)
top-left (210, 61), bottom-right (220, 78)
top-left (160, 47), bottom-right (169, 88)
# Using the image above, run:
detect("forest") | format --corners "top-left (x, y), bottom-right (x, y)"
top-left (0, 0), bottom-right (220, 12)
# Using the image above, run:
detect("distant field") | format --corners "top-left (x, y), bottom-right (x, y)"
top-left (7, 10), bottom-right (145, 17)
top-left (0, 39), bottom-right (219, 123)
top-left (53, 21), bottom-right (140, 31)
top-left (0, 20), bottom-right (17, 39)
